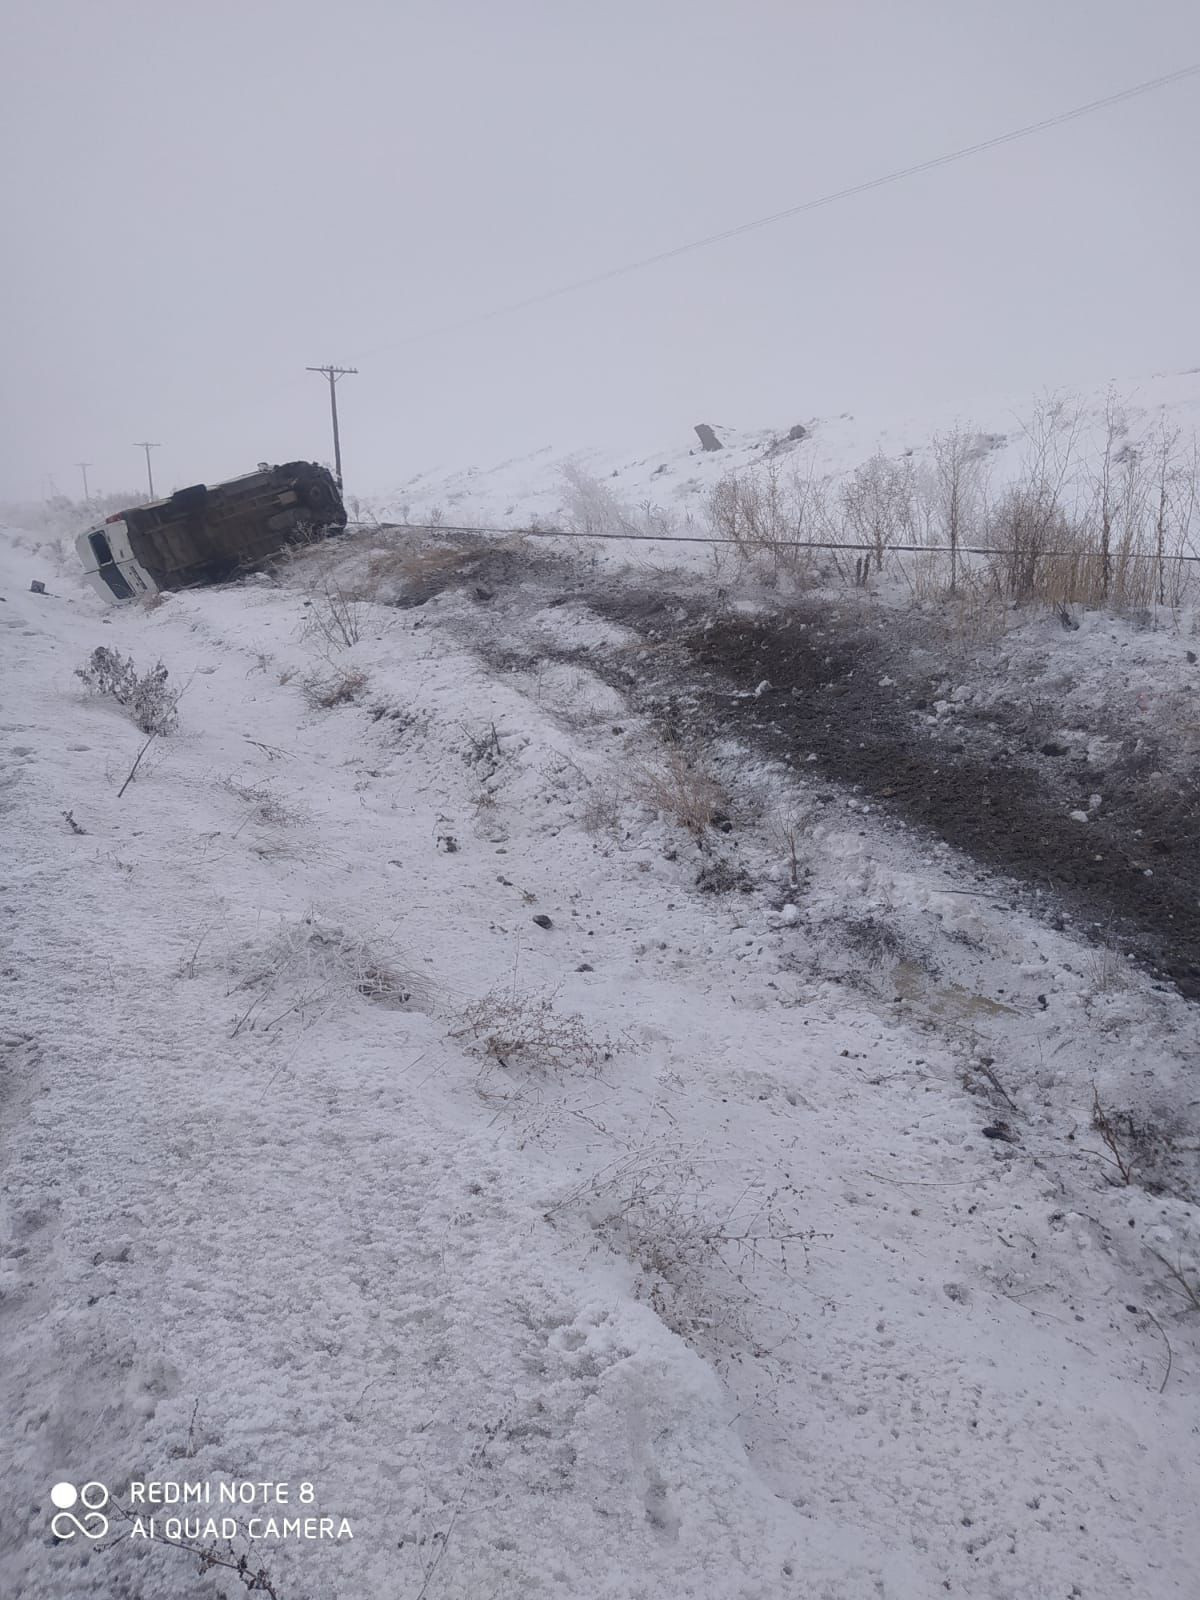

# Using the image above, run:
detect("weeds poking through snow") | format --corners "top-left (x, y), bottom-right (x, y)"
top-left (635, 749), bottom-right (729, 842)
top-left (227, 917), bottom-right (423, 1037)
top-left (769, 802), bottom-right (811, 888)
top-left (220, 776), bottom-right (306, 827)
top-left (104, 1503), bottom-right (286, 1598)
top-left (455, 988), bottom-right (616, 1076)
top-left (303, 582), bottom-right (363, 649)
top-left (1150, 1250), bottom-right (1200, 1313)
top-left (461, 720), bottom-right (505, 776)
top-left (302, 668), bottom-right (368, 709)
top-left (1091, 1086), bottom-right (1137, 1185)
top-left (552, 1148), bottom-right (816, 1350)
top-left (580, 776), bottom-right (626, 835)
top-left (76, 645), bottom-right (179, 734)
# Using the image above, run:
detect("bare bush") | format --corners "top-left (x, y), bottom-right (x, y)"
top-left (636, 749), bottom-right (729, 840)
top-left (220, 777), bottom-right (305, 827)
top-left (455, 988), bottom-right (616, 1075)
top-left (76, 646), bottom-right (179, 734)
top-left (552, 1149), bottom-right (813, 1349)
top-left (708, 462), bottom-right (831, 581)
top-left (929, 425), bottom-right (988, 593)
top-left (769, 802), bottom-right (811, 889)
top-left (303, 582), bottom-right (363, 648)
top-left (581, 776), bottom-right (626, 834)
top-left (971, 394), bottom-right (1200, 614)
top-left (560, 463), bottom-right (636, 538)
top-left (227, 917), bottom-right (423, 1037)
top-left (302, 668), bottom-right (368, 710)
top-left (840, 453), bottom-right (917, 575)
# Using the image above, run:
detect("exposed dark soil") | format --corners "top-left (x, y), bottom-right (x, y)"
top-left (376, 529), bottom-right (578, 610)
top-left (587, 591), bottom-right (1200, 998)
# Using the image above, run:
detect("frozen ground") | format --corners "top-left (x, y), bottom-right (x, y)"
top-left (3, 384), bottom-right (1200, 1599)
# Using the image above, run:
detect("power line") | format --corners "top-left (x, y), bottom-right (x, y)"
top-left (353, 62), bottom-right (1200, 360)
top-left (346, 520), bottom-right (1200, 562)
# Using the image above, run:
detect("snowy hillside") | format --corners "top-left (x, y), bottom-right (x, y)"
top-left (2, 370), bottom-right (1200, 1600)
top-left (371, 367), bottom-right (1200, 542)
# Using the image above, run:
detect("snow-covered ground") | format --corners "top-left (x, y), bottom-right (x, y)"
top-left (3, 379), bottom-right (1200, 1600)
top-left (371, 367), bottom-right (1200, 542)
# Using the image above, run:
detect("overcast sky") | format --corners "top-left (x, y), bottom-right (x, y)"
top-left (2, 0), bottom-right (1198, 503)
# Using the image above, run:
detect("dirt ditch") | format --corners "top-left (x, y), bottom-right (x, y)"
top-left (585, 590), bottom-right (1200, 999)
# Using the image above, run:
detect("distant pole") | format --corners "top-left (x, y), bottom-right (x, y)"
top-left (306, 365), bottom-right (357, 487)
top-left (77, 462), bottom-right (92, 501)
top-left (134, 442), bottom-right (161, 501)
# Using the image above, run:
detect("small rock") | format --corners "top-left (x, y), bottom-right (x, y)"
top-left (780, 904), bottom-right (800, 925)
top-left (982, 1122), bottom-right (1018, 1143)
top-left (29, 580), bottom-right (46, 595)
top-left (532, 914), bottom-right (553, 929)
top-left (576, 962), bottom-right (594, 972)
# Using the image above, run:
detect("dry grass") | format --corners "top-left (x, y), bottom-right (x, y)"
top-left (455, 988), bottom-right (617, 1076)
top-left (581, 776), bottom-right (626, 834)
top-left (550, 1145), bottom-right (813, 1350)
top-left (635, 749), bottom-right (729, 840)
top-left (226, 917), bottom-right (425, 1037)
top-left (302, 668), bottom-right (368, 709)
top-left (219, 776), bottom-right (305, 827)
top-left (303, 583), bottom-right (363, 649)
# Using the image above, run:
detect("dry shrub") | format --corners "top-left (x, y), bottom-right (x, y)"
top-left (636, 749), bottom-right (729, 839)
top-left (220, 777), bottom-right (305, 827)
top-left (76, 646), bottom-right (179, 735)
top-left (581, 777), bottom-right (626, 834)
top-left (551, 1148), bottom-right (813, 1350)
top-left (302, 668), bottom-right (368, 709)
top-left (1090, 1087), bottom-right (1198, 1200)
top-left (227, 917), bottom-right (425, 1037)
top-left (768, 802), bottom-right (811, 888)
top-left (303, 582), bottom-right (363, 648)
top-left (455, 988), bottom-right (616, 1075)
top-left (840, 452), bottom-right (918, 574)
top-left (708, 463), bottom-right (830, 581)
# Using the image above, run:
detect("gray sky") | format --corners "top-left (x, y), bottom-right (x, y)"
top-left (2, 0), bottom-right (1198, 503)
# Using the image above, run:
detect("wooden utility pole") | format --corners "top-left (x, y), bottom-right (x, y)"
top-left (77, 462), bottom-right (92, 501)
top-left (134, 442), bottom-right (161, 501)
top-left (306, 365), bottom-right (357, 487)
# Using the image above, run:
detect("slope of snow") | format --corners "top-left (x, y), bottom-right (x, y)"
top-left (1, 482), bottom-right (1199, 1600)
top-left (369, 366), bottom-right (1200, 541)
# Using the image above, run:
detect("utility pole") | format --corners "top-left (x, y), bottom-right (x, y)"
top-left (306, 365), bottom-right (357, 488)
top-left (134, 442), bottom-right (161, 501)
top-left (77, 462), bottom-right (92, 502)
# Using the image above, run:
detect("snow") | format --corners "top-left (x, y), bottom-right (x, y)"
top-left (3, 375), bottom-right (1200, 1599)
top-left (367, 366), bottom-right (1200, 545)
